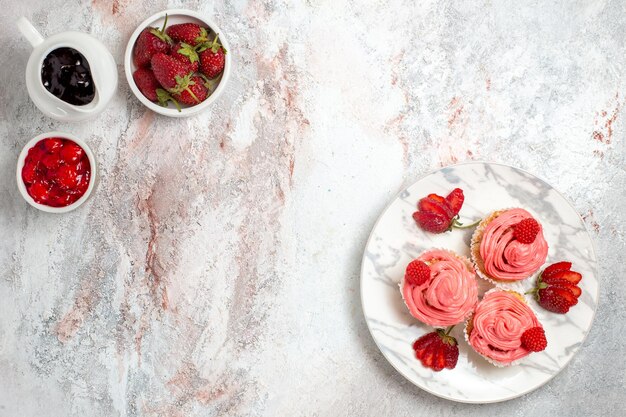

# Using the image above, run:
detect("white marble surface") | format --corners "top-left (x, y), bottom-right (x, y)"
top-left (0, 0), bottom-right (625, 416)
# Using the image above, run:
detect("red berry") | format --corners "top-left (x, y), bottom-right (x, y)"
top-left (405, 260), bottom-right (430, 286)
top-left (445, 188), bottom-right (464, 216)
top-left (545, 280), bottom-right (582, 298)
top-left (133, 67), bottom-right (162, 102)
top-left (166, 23), bottom-right (208, 46)
top-left (42, 137), bottom-right (63, 153)
top-left (521, 326), bottom-right (547, 352)
top-left (59, 141), bottom-right (84, 164)
top-left (512, 218), bottom-right (540, 244)
top-left (541, 261), bottom-right (572, 279)
top-left (133, 16), bottom-right (172, 68)
top-left (549, 270), bottom-right (582, 285)
top-left (170, 41), bottom-right (199, 72)
top-left (412, 210), bottom-right (450, 233)
top-left (151, 53), bottom-right (193, 90)
top-left (198, 36), bottom-right (226, 78)
top-left (173, 75), bottom-right (208, 105)
top-left (418, 196), bottom-right (453, 220)
top-left (413, 330), bottom-right (459, 371)
top-left (537, 286), bottom-right (577, 314)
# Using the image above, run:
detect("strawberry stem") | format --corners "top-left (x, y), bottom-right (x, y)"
top-left (161, 14), bottom-right (168, 33)
top-left (444, 325), bottom-right (455, 336)
top-left (451, 216), bottom-right (481, 229)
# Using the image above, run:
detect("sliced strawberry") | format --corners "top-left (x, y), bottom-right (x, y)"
top-left (445, 188), bottom-right (464, 216)
top-left (550, 270), bottom-right (582, 285)
top-left (413, 210), bottom-right (450, 233)
top-left (542, 261), bottom-right (572, 279)
top-left (427, 193), bottom-right (447, 205)
top-left (550, 282), bottom-right (582, 298)
top-left (418, 197), bottom-right (453, 220)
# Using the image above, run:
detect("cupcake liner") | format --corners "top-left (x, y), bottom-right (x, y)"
top-left (400, 248), bottom-right (479, 329)
top-left (470, 208), bottom-right (535, 292)
top-left (464, 288), bottom-right (541, 367)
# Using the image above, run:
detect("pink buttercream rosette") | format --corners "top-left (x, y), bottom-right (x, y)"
top-left (471, 208), bottom-right (548, 289)
top-left (464, 288), bottom-right (542, 367)
top-left (400, 249), bottom-right (479, 328)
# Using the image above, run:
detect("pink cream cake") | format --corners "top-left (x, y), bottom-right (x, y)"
top-left (471, 208), bottom-right (548, 284)
top-left (401, 249), bottom-right (478, 328)
top-left (466, 289), bottom-right (542, 366)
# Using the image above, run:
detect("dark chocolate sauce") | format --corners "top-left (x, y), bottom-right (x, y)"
top-left (41, 47), bottom-right (95, 106)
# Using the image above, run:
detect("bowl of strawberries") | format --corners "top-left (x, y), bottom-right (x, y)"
top-left (124, 9), bottom-right (230, 117)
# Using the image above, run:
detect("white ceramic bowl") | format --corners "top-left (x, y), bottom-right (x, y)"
top-left (124, 9), bottom-right (231, 118)
top-left (16, 131), bottom-right (97, 213)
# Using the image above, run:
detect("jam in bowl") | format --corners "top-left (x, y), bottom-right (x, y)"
top-left (16, 132), bottom-right (96, 212)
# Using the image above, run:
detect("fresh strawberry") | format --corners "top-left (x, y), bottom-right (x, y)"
top-left (546, 280), bottom-right (582, 298)
top-left (512, 218), bottom-right (540, 244)
top-left (521, 327), bottom-right (547, 352)
top-left (427, 193), bottom-right (447, 204)
top-left (529, 261), bottom-right (582, 314)
top-left (166, 23), bottom-right (209, 46)
top-left (405, 260), bottom-right (430, 286)
top-left (133, 67), bottom-right (179, 109)
top-left (413, 210), bottom-right (450, 234)
top-left (170, 42), bottom-right (199, 72)
top-left (133, 67), bottom-right (162, 101)
top-left (151, 53), bottom-right (191, 89)
top-left (173, 75), bottom-right (208, 105)
top-left (198, 34), bottom-right (226, 78)
top-left (412, 328), bottom-right (459, 371)
top-left (418, 197), bottom-right (453, 220)
top-left (541, 261), bottom-right (572, 279)
top-left (537, 286), bottom-right (577, 313)
top-left (549, 270), bottom-right (582, 285)
top-left (133, 15), bottom-right (172, 68)
top-left (413, 187), bottom-right (478, 234)
top-left (445, 188), bottom-right (464, 216)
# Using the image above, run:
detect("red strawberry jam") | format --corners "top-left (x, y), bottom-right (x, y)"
top-left (22, 137), bottom-right (91, 207)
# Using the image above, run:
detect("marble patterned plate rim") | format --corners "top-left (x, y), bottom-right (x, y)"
top-left (359, 161), bottom-right (599, 404)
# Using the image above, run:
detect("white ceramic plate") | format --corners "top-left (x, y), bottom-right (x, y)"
top-left (360, 162), bottom-right (598, 403)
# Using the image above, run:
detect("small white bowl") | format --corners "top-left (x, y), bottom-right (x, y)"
top-left (124, 9), bottom-right (231, 118)
top-left (16, 131), bottom-right (97, 213)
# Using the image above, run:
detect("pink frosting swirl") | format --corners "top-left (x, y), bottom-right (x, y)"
top-left (468, 291), bottom-right (541, 364)
top-left (479, 209), bottom-right (548, 281)
top-left (402, 250), bottom-right (478, 327)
